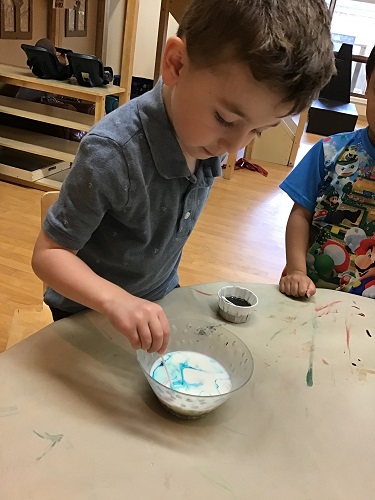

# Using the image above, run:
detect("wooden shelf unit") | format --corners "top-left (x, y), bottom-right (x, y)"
top-left (0, 95), bottom-right (94, 131)
top-left (0, 63), bottom-right (126, 190)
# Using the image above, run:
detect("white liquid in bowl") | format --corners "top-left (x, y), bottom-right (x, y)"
top-left (150, 351), bottom-right (232, 396)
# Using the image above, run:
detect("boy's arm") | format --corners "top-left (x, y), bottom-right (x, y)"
top-left (32, 229), bottom-right (170, 354)
top-left (279, 202), bottom-right (316, 298)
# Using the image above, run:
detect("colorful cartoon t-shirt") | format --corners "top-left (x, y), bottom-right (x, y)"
top-left (280, 127), bottom-right (375, 298)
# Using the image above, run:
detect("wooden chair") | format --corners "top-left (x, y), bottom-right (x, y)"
top-left (41, 190), bottom-right (59, 229)
top-left (6, 191), bottom-right (58, 349)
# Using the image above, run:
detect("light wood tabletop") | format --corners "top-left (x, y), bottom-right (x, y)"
top-left (1, 282), bottom-right (375, 499)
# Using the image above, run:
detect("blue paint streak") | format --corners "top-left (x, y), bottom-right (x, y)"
top-left (151, 351), bottom-right (231, 396)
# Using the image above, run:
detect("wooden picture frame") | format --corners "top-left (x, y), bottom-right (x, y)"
top-left (65, 0), bottom-right (87, 38)
top-left (0, 0), bottom-right (32, 39)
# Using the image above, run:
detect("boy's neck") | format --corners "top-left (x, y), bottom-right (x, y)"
top-left (368, 127), bottom-right (375, 147)
top-left (162, 82), bottom-right (198, 174)
top-left (186, 157), bottom-right (198, 174)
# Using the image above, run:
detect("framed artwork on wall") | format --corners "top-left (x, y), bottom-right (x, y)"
top-left (0, 0), bottom-right (32, 39)
top-left (65, 0), bottom-right (87, 37)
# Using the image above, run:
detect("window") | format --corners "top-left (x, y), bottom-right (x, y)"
top-left (330, 0), bottom-right (375, 95)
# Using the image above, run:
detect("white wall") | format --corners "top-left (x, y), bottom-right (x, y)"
top-left (106, 0), bottom-right (178, 78)
top-left (133, 4), bottom-right (178, 78)
top-left (106, 0), bottom-right (126, 75)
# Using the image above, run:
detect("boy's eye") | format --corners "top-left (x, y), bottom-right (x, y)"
top-left (215, 112), bottom-right (234, 128)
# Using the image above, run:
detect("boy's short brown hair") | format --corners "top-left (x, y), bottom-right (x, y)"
top-left (177, 0), bottom-right (336, 114)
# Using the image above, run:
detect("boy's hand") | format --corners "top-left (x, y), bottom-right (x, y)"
top-left (279, 271), bottom-right (316, 298)
top-left (104, 293), bottom-right (170, 354)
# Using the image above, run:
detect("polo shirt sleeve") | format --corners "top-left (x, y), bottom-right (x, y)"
top-left (43, 133), bottom-right (130, 251)
top-left (279, 139), bottom-right (325, 213)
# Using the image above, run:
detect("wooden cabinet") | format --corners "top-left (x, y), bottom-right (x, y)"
top-left (0, 63), bottom-right (126, 190)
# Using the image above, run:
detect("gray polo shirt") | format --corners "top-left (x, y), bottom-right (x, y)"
top-left (43, 79), bottom-right (222, 313)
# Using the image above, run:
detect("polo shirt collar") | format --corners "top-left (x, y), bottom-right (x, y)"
top-left (137, 78), bottom-right (222, 180)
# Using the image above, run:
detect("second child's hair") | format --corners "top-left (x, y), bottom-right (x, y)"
top-left (177, 0), bottom-right (335, 114)
top-left (366, 46), bottom-right (375, 80)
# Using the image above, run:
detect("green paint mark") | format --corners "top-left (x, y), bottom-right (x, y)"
top-left (194, 467), bottom-right (235, 496)
top-left (33, 430), bottom-right (63, 461)
top-left (306, 366), bottom-right (313, 387)
top-left (0, 405), bottom-right (18, 417)
top-left (305, 313), bottom-right (317, 387)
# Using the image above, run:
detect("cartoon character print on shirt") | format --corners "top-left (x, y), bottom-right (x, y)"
top-left (314, 141), bottom-right (361, 226)
top-left (348, 237), bottom-right (375, 298)
top-left (307, 135), bottom-right (375, 297)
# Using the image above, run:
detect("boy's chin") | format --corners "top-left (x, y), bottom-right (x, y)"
top-left (199, 147), bottom-right (217, 158)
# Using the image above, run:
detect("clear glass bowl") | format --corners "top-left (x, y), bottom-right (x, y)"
top-left (136, 319), bottom-right (254, 419)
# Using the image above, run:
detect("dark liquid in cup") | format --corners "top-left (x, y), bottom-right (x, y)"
top-left (225, 296), bottom-right (250, 307)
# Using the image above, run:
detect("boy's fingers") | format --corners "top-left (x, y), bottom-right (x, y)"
top-left (157, 313), bottom-right (170, 354)
top-left (137, 323), bottom-right (152, 351)
top-left (127, 330), bottom-right (142, 350)
top-left (147, 317), bottom-right (164, 353)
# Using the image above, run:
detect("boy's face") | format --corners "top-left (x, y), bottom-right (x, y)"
top-left (366, 72), bottom-right (375, 146)
top-left (162, 38), bottom-right (293, 162)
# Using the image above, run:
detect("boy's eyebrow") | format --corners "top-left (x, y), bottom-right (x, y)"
top-left (219, 99), bottom-right (281, 127)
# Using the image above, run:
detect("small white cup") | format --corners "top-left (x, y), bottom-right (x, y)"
top-left (218, 286), bottom-right (258, 324)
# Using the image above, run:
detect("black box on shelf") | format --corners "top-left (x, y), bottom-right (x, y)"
top-left (306, 98), bottom-right (358, 136)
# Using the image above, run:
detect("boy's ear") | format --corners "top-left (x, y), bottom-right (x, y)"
top-left (161, 36), bottom-right (188, 85)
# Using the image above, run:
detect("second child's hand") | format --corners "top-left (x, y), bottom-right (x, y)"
top-left (279, 271), bottom-right (316, 298)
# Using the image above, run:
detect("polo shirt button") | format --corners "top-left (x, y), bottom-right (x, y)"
top-left (184, 211), bottom-right (191, 219)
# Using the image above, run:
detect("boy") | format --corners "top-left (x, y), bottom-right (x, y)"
top-left (32, 0), bottom-right (335, 353)
top-left (280, 45), bottom-right (375, 299)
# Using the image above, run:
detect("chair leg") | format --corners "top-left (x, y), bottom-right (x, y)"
top-left (223, 153), bottom-right (237, 180)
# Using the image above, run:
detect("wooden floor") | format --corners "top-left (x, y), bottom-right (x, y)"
top-left (0, 118), bottom-right (368, 352)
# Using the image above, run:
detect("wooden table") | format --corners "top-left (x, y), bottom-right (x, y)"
top-left (1, 282), bottom-right (375, 499)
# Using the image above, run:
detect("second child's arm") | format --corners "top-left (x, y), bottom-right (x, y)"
top-left (32, 229), bottom-right (170, 354)
top-left (279, 202), bottom-right (316, 298)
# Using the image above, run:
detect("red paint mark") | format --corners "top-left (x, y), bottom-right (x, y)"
top-left (358, 313), bottom-right (366, 317)
top-left (346, 319), bottom-right (352, 362)
top-left (193, 289), bottom-right (215, 296)
top-left (315, 300), bottom-right (341, 312)
top-left (346, 330), bottom-right (350, 350)
top-left (351, 305), bottom-right (360, 309)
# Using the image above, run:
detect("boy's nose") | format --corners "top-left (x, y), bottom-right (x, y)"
top-left (219, 130), bottom-right (257, 155)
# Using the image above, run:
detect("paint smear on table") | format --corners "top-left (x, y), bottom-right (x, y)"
top-left (306, 315), bottom-right (318, 387)
top-left (359, 368), bottom-right (375, 381)
top-left (315, 300), bottom-right (341, 317)
top-left (346, 318), bottom-right (351, 357)
top-left (33, 430), bottom-right (63, 461)
top-left (150, 351), bottom-right (232, 396)
top-left (0, 405), bottom-right (19, 417)
top-left (192, 289), bottom-right (216, 296)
